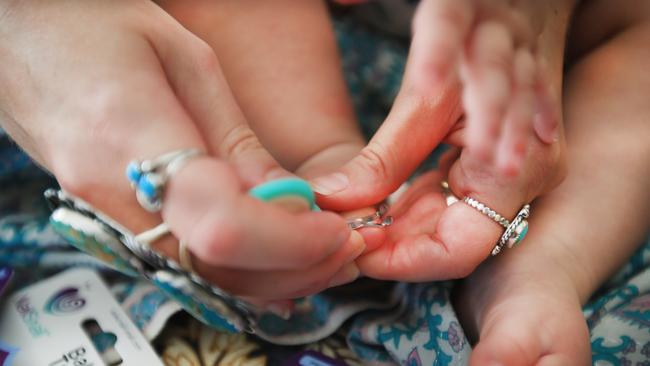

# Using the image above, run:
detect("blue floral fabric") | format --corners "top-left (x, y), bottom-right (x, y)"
top-left (1, 16), bottom-right (649, 366)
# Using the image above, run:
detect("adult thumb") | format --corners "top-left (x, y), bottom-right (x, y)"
top-left (310, 86), bottom-right (462, 210)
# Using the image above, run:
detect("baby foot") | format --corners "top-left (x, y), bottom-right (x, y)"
top-left (411, 0), bottom-right (574, 174)
top-left (454, 255), bottom-right (591, 365)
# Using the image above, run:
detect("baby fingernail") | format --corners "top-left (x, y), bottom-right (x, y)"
top-left (310, 173), bottom-right (349, 196)
top-left (328, 262), bottom-right (360, 288)
top-left (533, 112), bottom-right (559, 143)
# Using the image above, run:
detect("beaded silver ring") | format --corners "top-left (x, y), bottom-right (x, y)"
top-left (441, 181), bottom-right (530, 256)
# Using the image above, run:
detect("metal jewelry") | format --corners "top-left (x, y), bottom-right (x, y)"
top-left (126, 149), bottom-right (204, 212)
top-left (178, 240), bottom-right (194, 273)
top-left (491, 204), bottom-right (530, 255)
top-left (347, 204), bottom-right (394, 230)
top-left (440, 181), bottom-right (530, 256)
top-left (463, 197), bottom-right (510, 228)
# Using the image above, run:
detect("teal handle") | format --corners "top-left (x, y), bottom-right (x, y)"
top-left (248, 178), bottom-right (318, 211)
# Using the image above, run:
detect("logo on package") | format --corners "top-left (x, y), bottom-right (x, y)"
top-left (0, 341), bottom-right (19, 366)
top-left (44, 287), bottom-right (86, 315)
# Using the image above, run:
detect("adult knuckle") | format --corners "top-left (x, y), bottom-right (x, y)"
top-left (78, 84), bottom-right (123, 129)
top-left (357, 143), bottom-right (393, 186)
top-left (55, 168), bottom-right (97, 203)
top-left (53, 86), bottom-right (127, 200)
top-left (220, 124), bottom-right (261, 159)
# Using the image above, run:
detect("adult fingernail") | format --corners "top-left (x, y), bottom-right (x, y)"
top-left (346, 231), bottom-right (367, 261)
top-left (328, 262), bottom-right (360, 287)
top-left (265, 302), bottom-right (292, 320)
top-left (265, 167), bottom-right (293, 182)
top-left (310, 173), bottom-right (349, 196)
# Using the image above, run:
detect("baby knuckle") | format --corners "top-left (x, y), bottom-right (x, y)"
top-left (437, 0), bottom-right (472, 27)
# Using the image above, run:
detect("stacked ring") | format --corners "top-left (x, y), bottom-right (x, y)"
top-left (441, 181), bottom-right (530, 256)
top-left (178, 240), bottom-right (194, 273)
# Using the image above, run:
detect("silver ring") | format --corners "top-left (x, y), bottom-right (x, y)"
top-left (441, 181), bottom-right (459, 206)
top-left (347, 203), bottom-right (394, 230)
top-left (178, 240), bottom-right (194, 273)
top-left (441, 181), bottom-right (530, 256)
top-left (134, 223), bottom-right (195, 272)
top-left (492, 204), bottom-right (530, 255)
top-left (126, 149), bottom-right (204, 212)
top-left (463, 197), bottom-right (510, 228)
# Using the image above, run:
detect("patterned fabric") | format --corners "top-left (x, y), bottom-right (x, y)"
top-left (1, 15), bottom-right (649, 366)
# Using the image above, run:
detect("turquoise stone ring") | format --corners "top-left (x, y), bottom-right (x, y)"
top-left (126, 149), bottom-right (203, 212)
top-left (440, 181), bottom-right (531, 256)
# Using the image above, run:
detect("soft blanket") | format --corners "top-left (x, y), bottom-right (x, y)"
top-left (1, 18), bottom-right (648, 366)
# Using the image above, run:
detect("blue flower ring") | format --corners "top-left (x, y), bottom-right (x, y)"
top-left (126, 149), bottom-right (204, 212)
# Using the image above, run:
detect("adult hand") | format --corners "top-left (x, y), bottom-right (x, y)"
top-left (0, 0), bottom-right (363, 300)
top-left (310, 0), bottom-right (571, 279)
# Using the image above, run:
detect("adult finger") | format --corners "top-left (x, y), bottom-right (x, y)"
top-left (145, 12), bottom-right (288, 187)
top-left (127, 18), bottom-right (357, 272)
top-left (310, 69), bottom-right (463, 210)
top-left (308, 0), bottom-right (473, 210)
top-left (192, 231), bottom-right (366, 299)
top-left (160, 158), bottom-right (353, 271)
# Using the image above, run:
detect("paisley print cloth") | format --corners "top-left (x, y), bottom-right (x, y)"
top-left (1, 15), bottom-right (649, 366)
